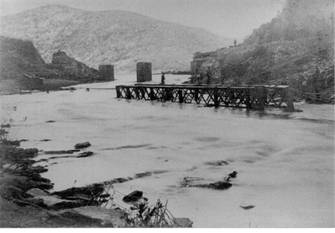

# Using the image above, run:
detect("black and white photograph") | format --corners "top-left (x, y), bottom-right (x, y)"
top-left (0, 0), bottom-right (334, 229)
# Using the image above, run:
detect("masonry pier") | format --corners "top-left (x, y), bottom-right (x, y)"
top-left (136, 62), bottom-right (152, 82)
top-left (99, 65), bottom-right (114, 81)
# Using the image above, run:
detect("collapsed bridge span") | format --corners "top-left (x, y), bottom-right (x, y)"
top-left (115, 84), bottom-right (294, 111)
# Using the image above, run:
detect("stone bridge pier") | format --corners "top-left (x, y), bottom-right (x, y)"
top-left (136, 62), bottom-right (152, 82)
top-left (98, 64), bottom-right (114, 81)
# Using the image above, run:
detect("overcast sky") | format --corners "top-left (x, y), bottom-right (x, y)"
top-left (0, 0), bottom-right (286, 39)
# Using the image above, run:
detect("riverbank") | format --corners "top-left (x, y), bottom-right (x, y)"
top-left (0, 127), bottom-right (124, 227)
top-left (0, 79), bottom-right (105, 96)
top-left (0, 126), bottom-right (192, 227)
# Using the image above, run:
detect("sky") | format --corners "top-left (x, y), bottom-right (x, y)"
top-left (0, 0), bottom-right (286, 39)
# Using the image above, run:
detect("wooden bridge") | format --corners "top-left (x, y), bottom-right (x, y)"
top-left (115, 84), bottom-right (294, 111)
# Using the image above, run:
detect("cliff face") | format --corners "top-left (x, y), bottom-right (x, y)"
top-left (0, 36), bottom-right (46, 91)
top-left (0, 5), bottom-right (229, 72)
top-left (191, 0), bottom-right (334, 102)
top-left (0, 36), bottom-right (45, 78)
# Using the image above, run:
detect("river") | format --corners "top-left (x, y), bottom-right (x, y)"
top-left (1, 74), bottom-right (334, 227)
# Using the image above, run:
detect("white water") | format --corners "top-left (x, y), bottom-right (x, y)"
top-left (1, 74), bottom-right (334, 227)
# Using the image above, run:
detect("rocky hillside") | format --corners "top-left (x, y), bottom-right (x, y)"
top-left (191, 0), bottom-right (334, 102)
top-left (0, 5), bottom-right (229, 72)
top-left (48, 50), bottom-right (100, 81)
top-left (0, 36), bottom-right (105, 93)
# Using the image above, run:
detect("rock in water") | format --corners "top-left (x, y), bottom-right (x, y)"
top-left (135, 172), bottom-right (152, 178)
top-left (196, 181), bottom-right (232, 190)
top-left (205, 160), bottom-right (229, 166)
top-left (228, 171), bottom-right (238, 178)
top-left (74, 142), bottom-right (91, 149)
top-left (122, 190), bottom-right (143, 203)
top-left (40, 139), bottom-right (51, 142)
top-left (45, 150), bottom-right (79, 154)
top-left (240, 205), bottom-right (255, 210)
top-left (180, 177), bottom-right (205, 187)
top-left (1, 123), bottom-right (11, 128)
top-left (77, 151), bottom-right (94, 158)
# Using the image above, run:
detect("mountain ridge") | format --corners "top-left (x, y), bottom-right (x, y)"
top-left (0, 4), bottom-right (230, 72)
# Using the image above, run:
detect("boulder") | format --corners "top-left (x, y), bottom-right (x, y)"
top-left (77, 151), bottom-right (94, 158)
top-left (47, 198), bottom-right (86, 210)
top-left (2, 139), bottom-right (21, 146)
top-left (74, 142), bottom-right (91, 149)
top-left (240, 205), bottom-right (255, 210)
top-left (26, 188), bottom-right (49, 197)
top-left (194, 181), bottom-right (232, 190)
top-left (180, 177), bottom-right (204, 187)
top-left (30, 165), bottom-right (48, 174)
top-left (27, 180), bottom-right (54, 191)
top-left (40, 139), bottom-right (51, 142)
top-left (205, 160), bottom-right (229, 166)
top-left (122, 190), bottom-right (143, 203)
top-left (228, 171), bottom-right (238, 178)
top-left (135, 172), bottom-right (152, 178)
top-left (224, 171), bottom-right (238, 182)
top-left (58, 193), bottom-right (93, 202)
top-left (181, 176), bottom-right (232, 190)
top-left (45, 150), bottom-right (79, 155)
top-left (0, 123), bottom-right (10, 128)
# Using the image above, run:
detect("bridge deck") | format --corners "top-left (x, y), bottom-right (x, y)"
top-left (115, 84), bottom-right (294, 111)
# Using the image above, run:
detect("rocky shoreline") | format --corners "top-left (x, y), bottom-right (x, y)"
top-left (0, 125), bottom-right (193, 227)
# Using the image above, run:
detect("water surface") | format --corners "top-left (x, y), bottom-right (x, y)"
top-left (1, 74), bottom-right (334, 227)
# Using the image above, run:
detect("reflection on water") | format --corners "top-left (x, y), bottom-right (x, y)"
top-left (0, 74), bottom-right (334, 227)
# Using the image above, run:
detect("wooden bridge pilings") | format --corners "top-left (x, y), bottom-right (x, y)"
top-left (115, 84), bottom-right (294, 111)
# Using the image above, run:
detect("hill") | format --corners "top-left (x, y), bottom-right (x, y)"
top-left (0, 5), bottom-right (230, 72)
top-left (191, 0), bottom-right (334, 103)
top-left (0, 36), bottom-right (109, 93)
